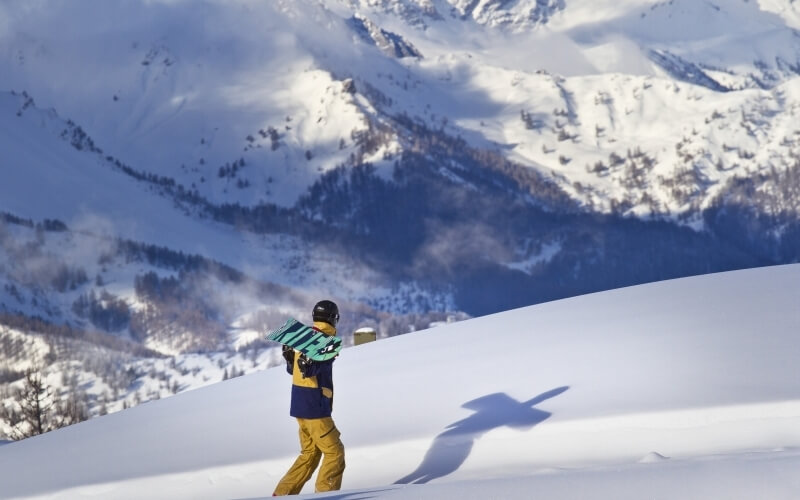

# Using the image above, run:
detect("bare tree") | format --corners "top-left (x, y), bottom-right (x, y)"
top-left (0, 367), bottom-right (89, 440)
top-left (1, 369), bottom-right (55, 439)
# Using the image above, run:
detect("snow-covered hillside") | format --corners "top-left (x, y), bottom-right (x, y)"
top-left (0, 265), bottom-right (798, 499)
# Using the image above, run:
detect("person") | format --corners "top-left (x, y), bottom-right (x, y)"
top-left (273, 300), bottom-right (345, 496)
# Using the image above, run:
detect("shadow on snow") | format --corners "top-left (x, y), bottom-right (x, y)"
top-left (395, 386), bottom-right (570, 485)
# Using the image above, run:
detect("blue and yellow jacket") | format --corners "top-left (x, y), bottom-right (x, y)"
top-left (287, 321), bottom-right (336, 419)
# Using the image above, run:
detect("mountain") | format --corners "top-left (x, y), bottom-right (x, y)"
top-left (1, 0), bottom-right (799, 436)
top-left (0, 265), bottom-right (798, 499)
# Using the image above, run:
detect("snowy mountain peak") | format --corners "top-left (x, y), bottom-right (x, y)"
top-left (338, 0), bottom-right (443, 28)
top-left (449, 0), bottom-right (565, 28)
top-left (339, 0), bottom-right (565, 29)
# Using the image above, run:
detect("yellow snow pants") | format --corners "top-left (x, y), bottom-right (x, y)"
top-left (273, 417), bottom-right (345, 496)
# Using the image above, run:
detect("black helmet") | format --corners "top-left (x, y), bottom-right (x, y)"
top-left (312, 300), bottom-right (339, 326)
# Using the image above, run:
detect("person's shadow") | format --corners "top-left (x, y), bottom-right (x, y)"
top-left (395, 386), bottom-right (569, 485)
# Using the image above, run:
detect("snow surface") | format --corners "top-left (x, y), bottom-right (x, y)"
top-left (0, 264), bottom-right (798, 499)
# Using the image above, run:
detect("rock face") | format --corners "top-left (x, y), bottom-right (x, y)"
top-left (348, 14), bottom-right (424, 58)
top-left (449, 0), bottom-right (566, 28)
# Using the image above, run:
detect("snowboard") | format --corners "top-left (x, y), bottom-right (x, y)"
top-left (266, 318), bottom-right (342, 361)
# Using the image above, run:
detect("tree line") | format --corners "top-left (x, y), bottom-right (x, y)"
top-left (0, 368), bottom-right (88, 440)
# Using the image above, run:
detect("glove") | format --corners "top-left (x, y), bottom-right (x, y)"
top-left (281, 345), bottom-right (294, 363)
top-left (297, 354), bottom-right (314, 378)
top-left (282, 345), bottom-right (294, 371)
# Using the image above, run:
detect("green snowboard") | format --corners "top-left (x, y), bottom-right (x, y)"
top-left (266, 318), bottom-right (342, 361)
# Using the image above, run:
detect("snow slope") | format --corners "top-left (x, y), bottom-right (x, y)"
top-left (0, 264), bottom-right (798, 499)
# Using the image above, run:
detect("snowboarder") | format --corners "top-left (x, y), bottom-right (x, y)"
top-left (273, 300), bottom-right (345, 496)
